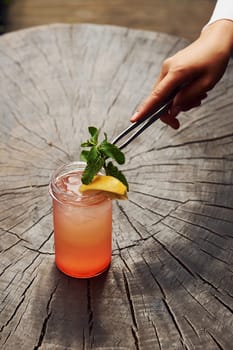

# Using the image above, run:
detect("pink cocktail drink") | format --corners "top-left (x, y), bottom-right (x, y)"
top-left (49, 162), bottom-right (112, 278)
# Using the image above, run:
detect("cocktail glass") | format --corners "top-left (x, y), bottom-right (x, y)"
top-left (49, 161), bottom-right (112, 278)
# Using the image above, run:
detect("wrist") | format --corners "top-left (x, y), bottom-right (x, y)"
top-left (202, 19), bottom-right (233, 55)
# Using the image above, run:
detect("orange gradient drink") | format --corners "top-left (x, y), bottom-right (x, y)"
top-left (49, 162), bottom-right (112, 278)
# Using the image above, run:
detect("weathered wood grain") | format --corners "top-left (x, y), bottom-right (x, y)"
top-left (0, 23), bottom-right (233, 350)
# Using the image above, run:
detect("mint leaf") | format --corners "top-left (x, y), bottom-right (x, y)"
top-left (80, 126), bottom-right (129, 191)
top-left (81, 141), bottom-right (93, 147)
top-left (88, 126), bottom-right (99, 145)
top-left (80, 150), bottom-right (90, 162)
top-left (81, 154), bottom-right (104, 184)
top-left (87, 146), bottom-right (98, 162)
top-left (105, 161), bottom-right (129, 191)
top-left (99, 140), bottom-right (125, 165)
top-left (89, 126), bottom-right (98, 138)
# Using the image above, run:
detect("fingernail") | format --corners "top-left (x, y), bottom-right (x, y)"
top-left (130, 111), bottom-right (139, 122)
top-left (172, 119), bottom-right (180, 129)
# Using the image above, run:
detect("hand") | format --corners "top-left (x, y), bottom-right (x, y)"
top-left (131, 20), bottom-right (233, 129)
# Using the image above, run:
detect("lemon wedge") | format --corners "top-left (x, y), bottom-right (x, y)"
top-left (79, 175), bottom-right (128, 200)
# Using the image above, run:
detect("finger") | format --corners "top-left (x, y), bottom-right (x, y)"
top-left (160, 112), bottom-right (180, 129)
top-left (170, 92), bottom-right (207, 117)
top-left (161, 91), bottom-right (207, 128)
top-left (130, 71), bottom-right (187, 123)
top-left (172, 77), bottom-right (209, 112)
top-left (181, 98), bottom-right (202, 111)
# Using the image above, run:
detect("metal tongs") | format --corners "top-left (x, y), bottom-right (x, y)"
top-left (112, 88), bottom-right (180, 150)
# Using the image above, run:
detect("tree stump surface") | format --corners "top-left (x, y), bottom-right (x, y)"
top-left (0, 23), bottom-right (233, 350)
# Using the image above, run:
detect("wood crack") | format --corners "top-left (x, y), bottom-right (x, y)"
top-left (141, 255), bottom-right (166, 299)
top-left (117, 202), bottom-right (143, 240)
top-left (131, 326), bottom-right (140, 350)
top-left (1, 239), bottom-right (23, 254)
top-left (207, 331), bottom-right (225, 350)
top-left (23, 246), bottom-right (54, 255)
top-left (21, 253), bottom-right (40, 275)
top-left (113, 228), bottom-right (161, 254)
top-left (0, 227), bottom-right (29, 243)
top-left (180, 282), bottom-right (215, 319)
top-left (168, 213), bottom-right (227, 240)
top-left (200, 248), bottom-right (233, 271)
top-left (23, 230), bottom-right (54, 255)
top-left (108, 36), bottom-right (136, 87)
top-left (206, 203), bottom-right (233, 211)
top-left (180, 207), bottom-right (233, 225)
top-left (183, 316), bottom-right (199, 338)
top-left (0, 50), bottom-right (51, 115)
top-left (214, 295), bottom-right (233, 315)
top-left (142, 258), bottom-right (193, 348)
top-left (9, 108), bottom-right (71, 159)
top-left (54, 26), bottom-right (74, 83)
top-left (159, 220), bottom-right (197, 246)
top-left (21, 208), bottom-right (52, 236)
top-left (152, 236), bottom-right (196, 278)
top-left (151, 321), bottom-right (162, 350)
top-left (157, 133), bottom-right (233, 150)
top-left (123, 272), bottom-right (138, 331)
top-left (112, 242), bottom-right (140, 254)
top-left (197, 180), bottom-right (233, 186)
top-left (162, 298), bottom-right (187, 349)
top-left (0, 275), bottom-right (37, 334)
top-left (0, 262), bottom-right (14, 277)
top-left (0, 183), bottom-right (49, 196)
top-left (34, 282), bottom-right (59, 349)
top-left (196, 273), bottom-right (223, 296)
top-left (128, 197), bottom-right (164, 218)
top-left (87, 279), bottom-right (94, 348)
top-left (131, 190), bottom-right (183, 204)
top-left (116, 241), bottom-right (132, 274)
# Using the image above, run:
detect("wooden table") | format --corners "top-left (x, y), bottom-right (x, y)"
top-left (0, 24), bottom-right (233, 350)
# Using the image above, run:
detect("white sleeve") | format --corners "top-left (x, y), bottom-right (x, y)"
top-left (207, 0), bottom-right (233, 26)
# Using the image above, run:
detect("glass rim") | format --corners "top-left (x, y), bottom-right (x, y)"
top-left (49, 161), bottom-right (108, 206)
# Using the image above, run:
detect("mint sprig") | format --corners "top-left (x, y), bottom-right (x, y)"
top-left (80, 126), bottom-right (129, 190)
